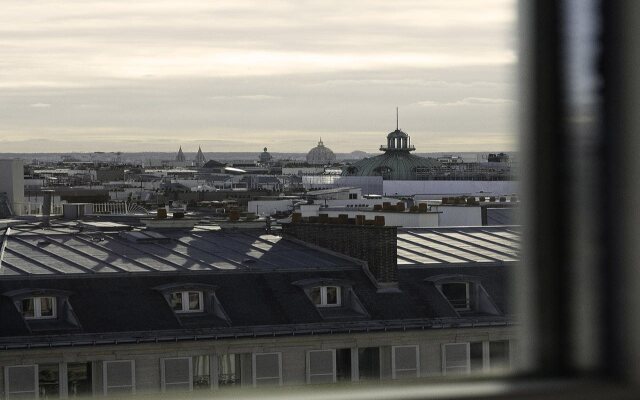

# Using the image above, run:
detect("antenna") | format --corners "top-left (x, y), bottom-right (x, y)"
top-left (396, 107), bottom-right (399, 130)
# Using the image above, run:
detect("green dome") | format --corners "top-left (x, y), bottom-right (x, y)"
top-left (342, 127), bottom-right (440, 180)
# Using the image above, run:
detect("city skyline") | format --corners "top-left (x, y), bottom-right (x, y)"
top-left (0, 0), bottom-right (516, 153)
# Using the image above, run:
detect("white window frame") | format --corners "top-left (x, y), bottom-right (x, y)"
top-left (252, 352), bottom-right (282, 387)
top-left (442, 343), bottom-right (471, 375)
top-left (171, 291), bottom-right (204, 313)
top-left (306, 349), bottom-right (337, 384)
top-left (103, 360), bottom-right (135, 396)
top-left (4, 364), bottom-right (38, 399)
top-left (440, 282), bottom-right (471, 311)
top-left (312, 286), bottom-right (342, 307)
top-left (161, 357), bottom-right (193, 392)
top-left (22, 296), bottom-right (57, 320)
top-left (391, 345), bottom-right (420, 379)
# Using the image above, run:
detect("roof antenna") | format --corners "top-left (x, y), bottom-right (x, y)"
top-left (396, 107), bottom-right (399, 130)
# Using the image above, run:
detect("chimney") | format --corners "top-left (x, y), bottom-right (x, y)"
top-left (282, 221), bottom-right (398, 290)
top-left (42, 190), bottom-right (54, 226)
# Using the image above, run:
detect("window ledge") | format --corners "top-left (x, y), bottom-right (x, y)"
top-left (186, 379), bottom-right (639, 400)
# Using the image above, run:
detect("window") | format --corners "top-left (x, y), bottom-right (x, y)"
top-left (169, 291), bottom-right (203, 313)
top-left (444, 341), bottom-right (510, 375)
top-left (349, 193), bottom-right (358, 199)
top-left (38, 363), bottom-right (60, 398)
top-left (310, 286), bottom-right (341, 307)
top-left (218, 353), bottom-right (242, 387)
top-left (392, 346), bottom-right (420, 379)
top-left (307, 350), bottom-right (336, 384)
top-left (67, 362), bottom-right (92, 398)
top-left (252, 353), bottom-right (282, 387)
top-left (442, 343), bottom-right (470, 375)
top-left (440, 283), bottom-right (470, 311)
top-left (192, 355), bottom-right (211, 390)
top-left (357, 347), bottom-right (380, 381)
top-left (21, 296), bottom-right (56, 319)
top-left (161, 357), bottom-right (192, 392)
top-left (103, 360), bottom-right (135, 395)
top-left (4, 365), bottom-right (38, 399)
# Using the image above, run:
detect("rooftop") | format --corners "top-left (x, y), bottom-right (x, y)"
top-left (0, 224), bottom-right (355, 278)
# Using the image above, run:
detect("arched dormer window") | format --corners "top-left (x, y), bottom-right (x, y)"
top-left (292, 279), bottom-right (369, 320)
top-left (425, 275), bottom-right (502, 316)
top-left (2, 288), bottom-right (81, 330)
top-left (153, 283), bottom-right (231, 325)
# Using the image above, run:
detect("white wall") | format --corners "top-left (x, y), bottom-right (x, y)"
top-left (248, 200), bottom-right (297, 216)
top-left (431, 205), bottom-right (483, 227)
top-left (0, 159), bottom-right (24, 216)
top-left (384, 180), bottom-right (519, 198)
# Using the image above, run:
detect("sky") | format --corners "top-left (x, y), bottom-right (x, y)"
top-left (0, 0), bottom-right (517, 153)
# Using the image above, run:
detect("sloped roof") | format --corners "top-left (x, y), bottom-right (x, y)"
top-left (0, 224), bottom-right (515, 347)
top-left (0, 265), bottom-right (509, 345)
top-left (0, 227), bottom-right (354, 277)
top-left (343, 152), bottom-right (440, 180)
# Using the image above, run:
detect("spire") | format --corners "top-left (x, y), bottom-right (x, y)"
top-left (319, 137), bottom-right (324, 146)
top-left (176, 146), bottom-right (186, 162)
top-left (396, 107), bottom-right (399, 130)
top-left (195, 146), bottom-right (206, 165)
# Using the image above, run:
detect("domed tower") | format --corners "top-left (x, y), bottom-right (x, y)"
top-left (259, 147), bottom-right (273, 164)
top-left (341, 109), bottom-right (440, 180)
top-left (306, 138), bottom-right (336, 165)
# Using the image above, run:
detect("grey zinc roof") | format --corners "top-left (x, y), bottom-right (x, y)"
top-left (0, 226), bottom-right (357, 277)
top-left (343, 152), bottom-right (440, 180)
top-left (396, 226), bottom-right (519, 266)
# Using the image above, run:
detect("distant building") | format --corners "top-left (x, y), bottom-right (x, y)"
top-left (259, 147), bottom-right (273, 165)
top-left (175, 146), bottom-right (186, 162)
top-left (0, 159), bottom-right (24, 216)
top-left (342, 127), bottom-right (440, 180)
top-left (306, 139), bottom-right (336, 165)
top-left (194, 146), bottom-right (207, 167)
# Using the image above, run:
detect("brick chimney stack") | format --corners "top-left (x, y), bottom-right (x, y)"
top-left (282, 219), bottom-right (398, 289)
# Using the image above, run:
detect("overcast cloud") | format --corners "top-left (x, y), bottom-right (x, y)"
top-left (0, 0), bottom-right (516, 153)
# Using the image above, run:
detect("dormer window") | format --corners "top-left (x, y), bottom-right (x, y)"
top-left (293, 279), bottom-right (369, 321)
top-left (310, 286), bottom-right (341, 307)
top-left (426, 275), bottom-right (502, 316)
top-left (22, 296), bottom-right (57, 319)
top-left (440, 283), bottom-right (470, 311)
top-left (169, 291), bottom-right (204, 313)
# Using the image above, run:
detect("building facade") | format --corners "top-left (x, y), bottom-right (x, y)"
top-left (0, 221), bottom-right (516, 398)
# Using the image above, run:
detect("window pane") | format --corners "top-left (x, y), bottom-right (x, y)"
top-left (169, 292), bottom-right (182, 311)
top-left (218, 354), bottom-right (241, 387)
top-left (489, 340), bottom-right (510, 370)
top-left (335, 349), bottom-right (351, 382)
top-left (67, 362), bottom-right (92, 398)
top-left (39, 363), bottom-right (60, 398)
top-left (40, 297), bottom-right (54, 317)
top-left (22, 298), bottom-right (35, 318)
top-left (441, 283), bottom-right (469, 309)
top-left (358, 347), bottom-right (380, 381)
top-left (6, 365), bottom-right (37, 397)
top-left (193, 356), bottom-right (210, 390)
top-left (325, 287), bottom-right (339, 305)
top-left (188, 292), bottom-right (201, 311)
top-left (470, 342), bottom-right (484, 372)
top-left (310, 287), bottom-right (321, 305)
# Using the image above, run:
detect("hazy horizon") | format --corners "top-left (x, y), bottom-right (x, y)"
top-left (1, 0), bottom-right (516, 153)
